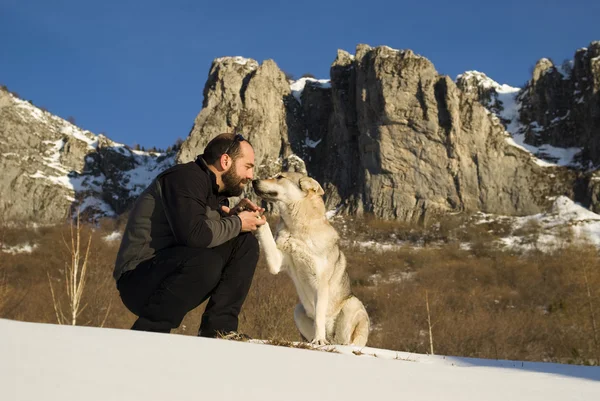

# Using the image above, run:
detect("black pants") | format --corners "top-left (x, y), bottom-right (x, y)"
top-left (117, 233), bottom-right (259, 337)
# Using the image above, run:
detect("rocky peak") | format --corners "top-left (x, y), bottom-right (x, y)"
top-left (455, 71), bottom-right (520, 122)
top-left (532, 58), bottom-right (556, 82)
top-left (0, 88), bottom-right (175, 224)
top-left (176, 44), bottom-right (576, 223)
top-left (5, 40), bottom-right (600, 224)
top-left (516, 41), bottom-right (600, 164)
top-left (178, 56), bottom-right (306, 179)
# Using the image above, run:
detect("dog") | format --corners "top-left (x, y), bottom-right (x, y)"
top-left (252, 172), bottom-right (370, 346)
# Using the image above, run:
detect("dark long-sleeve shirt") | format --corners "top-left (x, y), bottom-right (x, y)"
top-left (113, 155), bottom-right (241, 280)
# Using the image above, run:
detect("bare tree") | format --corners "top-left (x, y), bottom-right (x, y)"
top-left (0, 271), bottom-right (9, 311)
top-left (47, 210), bottom-right (92, 325)
top-left (426, 290), bottom-right (435, 355)
top-left (583, 264), bottom-right (599, 364)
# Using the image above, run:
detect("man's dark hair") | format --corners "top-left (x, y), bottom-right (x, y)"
top-left (203, 133), bottom-right (252, 165)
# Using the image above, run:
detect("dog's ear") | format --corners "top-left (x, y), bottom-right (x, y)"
top-left (299, 177), bottom-right (324, 196)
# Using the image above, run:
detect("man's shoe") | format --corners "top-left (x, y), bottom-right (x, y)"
top-left (198, 329), bottom-right (252, 340)
top-left (218, 331), bottom-right (253, 341)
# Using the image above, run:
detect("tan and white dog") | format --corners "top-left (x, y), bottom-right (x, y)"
top-left (252, 172), bottom-right (370, 346)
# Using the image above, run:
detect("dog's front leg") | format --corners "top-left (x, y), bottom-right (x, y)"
top-left (312, 279), bottom-right (330, 345)
top-left (255, 222), bottom-right (283, 275)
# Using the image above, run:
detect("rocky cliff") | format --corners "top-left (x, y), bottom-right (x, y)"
top-left (455, 41), bottom-right (600, 212)
top-left (180, 45), bottom-right (586, 223)
top-left (0, 89), bottom-right (174, 224)
top-left (2, 40), bottom-right (599, 224)
top-left (519, 42), bottom-right (600, 163)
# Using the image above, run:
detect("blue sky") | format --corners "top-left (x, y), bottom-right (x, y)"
top-left (1, 0), bottom-right (598, 150)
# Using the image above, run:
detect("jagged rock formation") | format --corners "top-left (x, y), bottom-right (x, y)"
top-left (517, 42), bottom-right (600, 164)
top-left (2, 40), bottom-right (598, 224)
top-left (177, 57), bottom-right (306, 178)
top-left (0, 88), bottom-right (174, 224)
top-left (456, 42), bottom-right (600, 213)
top-left (180, 45), bottom-right (579, 223)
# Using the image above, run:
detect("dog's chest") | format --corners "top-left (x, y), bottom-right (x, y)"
top-left (275, 231), bottom-right (325, 275)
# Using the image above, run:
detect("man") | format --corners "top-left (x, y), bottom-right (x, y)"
top-left (113, 133), bottom-right (266, 337)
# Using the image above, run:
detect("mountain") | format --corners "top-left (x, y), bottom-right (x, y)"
top-left (1, 41), bottom-right (599, 224)
top-left (0, 89), bottom-right (175, 223)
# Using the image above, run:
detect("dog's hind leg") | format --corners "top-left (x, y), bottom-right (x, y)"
top-left (333, 297), bottom-right (370, 347)
top-left (294, 303), bottom-right (315, 343)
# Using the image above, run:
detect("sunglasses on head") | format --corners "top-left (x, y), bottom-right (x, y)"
top-left (224, 133), bottom-right (245, 155)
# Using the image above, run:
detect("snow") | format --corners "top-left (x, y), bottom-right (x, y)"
top-left (1, 318), bottom-right (597, 401)
top-left (345, 239), bottom-right (407, 253)
top-left (325, 206), bottom-right (343, 220)
top-left (304, 136), bottom-right (322, 148)
top-left (550, 111), bottom-right (570, 124)
top-left (59, 123), bottom-right (97, 149)
top-left (0, 243), bottom-right (37, 254)
top-left (121, 154), bottom-right (174, 197)
top-left (330, 197), bottom-right (600, 255)
top-left (77, 196), bottom-right (116, 218)
top-left (290, 77), bottom-right (331, 104)
top-left (10, 93), bottom-right (97, 149)
top-left (214, 56), bottom-right (259, 69)
top-left (459, 72), bottom-right (584, 168)
top-left (103, 231), bottom-right (122, 242)
top-left (29, 170), bottom-right (74, 190)
top-left (505, 134), bottom-right (582, 167)
top-left (555, 60), bottom-right (574, 79)
top-left (8, 91), bottom-right (175, 214)
top-left (369, 271), bottom-right (415, 284)
top-left (457, 71), bottom-right (517, 95)
top-left (479, 196), bottom-right (600, 251)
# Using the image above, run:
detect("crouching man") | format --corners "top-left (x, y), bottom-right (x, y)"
top-left (113, 133), bottom-right (265, 337)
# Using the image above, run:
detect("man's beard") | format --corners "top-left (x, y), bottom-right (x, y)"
top-left (221, 165), bottom-right (248, 197)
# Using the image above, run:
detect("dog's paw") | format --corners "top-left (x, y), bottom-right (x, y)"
top-left (310, 338), bottom-right (330, 346)
top-left (255, 222), bottom-right (270, 236)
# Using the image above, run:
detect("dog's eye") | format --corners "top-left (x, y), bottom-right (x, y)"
top-left (276, 175), bottom-right (283, 180)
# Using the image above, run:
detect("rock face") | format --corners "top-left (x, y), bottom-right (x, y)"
top-left (0, 88), bottom-right (174, 224)
top-left (456, 42), bottom-right (600, 213)
top-left (178, 57), bottom-right (306, 179)
top-left (2, 41), bottom-right (598, 224)
top-left (516, 42), bottom-right (600, 164)
top-left (179, 46), bottom-right (578, 223)
top-left (334, 45), bottom-right (573, 221)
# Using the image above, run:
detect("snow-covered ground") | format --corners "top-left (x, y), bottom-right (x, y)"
top-left (478, 195), bottom-right (600, 251)
top-left (0, 242), bottom-right (37, 254)
top-left (329, 196), bottom-right (600, 254)
top-left (1, 318), bottom-right (597, 401)
top-left (102, 231), bottom-right (123, 242)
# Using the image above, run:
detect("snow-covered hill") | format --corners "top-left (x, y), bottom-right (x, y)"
top-left (1, 318), bottom-right (598, 400)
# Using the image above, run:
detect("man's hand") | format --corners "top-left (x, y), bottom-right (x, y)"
top-left (221, 198), bottom-right (264, 216)
top-left (238, 210), bottom-right (266, 232)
